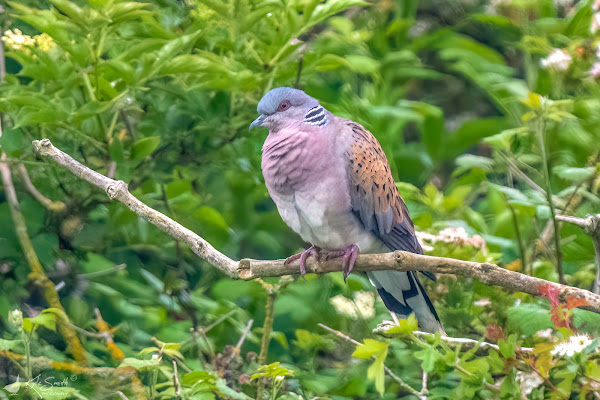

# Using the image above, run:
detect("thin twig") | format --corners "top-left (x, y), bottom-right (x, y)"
top-left (235, 319), bottom-right (254, 350)
top-left (202, 310), bottom-right (236, 334)
top-left (77, 263), bottom-right (126, 279)
top-left (172, 360), bottom-right (182, 400)
top-left (198, 329), bottom-right (215, 361)
top-left (256, 286), bottom-right (277, 399)
top-left (421, 371), bottom-right (428, 396)
top-left (536, 118), bottom-right (564, 284)
top-left (294, 53), bottom-right (304, 88)
top-left (31, 139), bottom-right (600, 314)
top-left (507, 201), bottom-right (528, 274)
top-left (318, 323), bottom-right (361, 346)
top-left (68, 323), bottom-right (110, 340)
top-left (223, 319), bottom-right (254, 366)
top-left (373, 322), bottom-right (533, 353)
top-left (528, 362), bottom-right (562, 396)
top-left (17, 163), bottom-right (66, 212)
top-left (174, 357), bottom-right (192, 374)
top-left (119, 109), bottom-right (136, 140)
top-left (560, 152), bottom-right (599, 215)
top-left (116, 392), bottom-right (129, 400)
top-left (107, 161), bottom-right (117, 179)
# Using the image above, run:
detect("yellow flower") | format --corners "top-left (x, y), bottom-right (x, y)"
top-left (34, 32), bottom-right (56, 51)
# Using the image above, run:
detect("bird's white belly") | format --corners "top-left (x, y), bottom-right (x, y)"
top-left (270, 188), bottom-right (381, 253)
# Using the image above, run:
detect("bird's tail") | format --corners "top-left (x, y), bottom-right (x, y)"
top-left (368, 270), bottom-right (444, 334)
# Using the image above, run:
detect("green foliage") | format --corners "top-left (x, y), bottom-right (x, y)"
top-left (352, 339), bottom-right (389, 396)
top-left (0, 0), bottom-right (599, 398)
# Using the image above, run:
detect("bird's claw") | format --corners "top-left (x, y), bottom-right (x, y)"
top-left (326, 244), bottom-right (359, 282)
top-left (341, 244), bottom-right (359, 282)
top-left (285, 245), bottom-right (321, 275)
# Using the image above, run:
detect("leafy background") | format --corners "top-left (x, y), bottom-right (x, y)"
top-left (0, 0), bottom-right (600, 399)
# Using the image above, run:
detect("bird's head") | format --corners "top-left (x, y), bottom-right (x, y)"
top-left (249, 87), bottom-right (322, 133)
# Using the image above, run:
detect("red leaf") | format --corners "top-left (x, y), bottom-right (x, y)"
top-left (566, 296), bottom-right (589, 310)
top-left (485, 324), bottom-right (505, 342)
top-left (550, 307), bottom-right (569, 328)
top-left (538, 284), bottom-right (560, 307)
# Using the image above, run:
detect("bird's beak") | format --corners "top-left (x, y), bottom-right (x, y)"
top-left (249, 114), bottom-right (266, 131)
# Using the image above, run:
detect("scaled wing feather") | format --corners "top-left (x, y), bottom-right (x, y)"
top-left (344, 121), bottom-right (423, 255)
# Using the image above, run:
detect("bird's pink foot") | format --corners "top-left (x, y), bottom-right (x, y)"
top-left (326, 244), bottom-right (359, 282)
top-left (285, 245), bottom-right (321, 275)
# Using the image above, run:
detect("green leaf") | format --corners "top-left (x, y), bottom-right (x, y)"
top-left (397, 100), bottom-right (445, 161)
top-left (315, 54), bottom-right (379, 74)
top-left (215, 377), bottom-right (253, 400)
top-left (72, 101), bottom-right (114, 125)
top-left (385, 313), bottom-right (419, 335)
top-left (49, 0), bottom-right (86, 23)
top-left (154, 31), bottom-right (203, 68)
top-left (251, 362), bottom-right (294, 380)
top-left (344, 55), bottom-right (380, 74)
top-left (140, 269), bottom-right (165, 292)
top-left (455, 154), bottom-right (495, 172)
top-left (109, 137), bottom-right (125, 163)
top-left (138, 346), bottom-right (161, 355)
top-left (118, 357), bottom-right (161, 371)
top-left (507, 302), bottom-right (553, 335)
top-left (414, 346), bottom-right (440, 372)
top-left (107, 1), bottom-right (153, 22)
top-left (294, 329), bottom-right (335, 351)
top-left (352, 338), bottom-right (388, 359)
top-left (132, 136), bottom-right (160, 160)
top-left (305, 0), bottom-right (368, 32)
top-left (483, 127), bottom-right (530, 150)
top-left (159, 54), bottom-right (212, 75)
top-left (23, 309), bottom-right (58, 332)
top-left (0, 338), bottom-right (24, 352)
top-left (498, 334), bottom-right (517, 359)
top-left (182, 370), bottom-right (217, 387)
top-left (353, 339), bottom-right (388, 396)
top-left (367, 350), bottom-right (387, 396)
top-left (445, 117), bottom-right (510, 159)
top-left (554, 166), bottom-right (595, 182)
top-left (0, 128), bottom-right (24, 157)
top-left (461, 357), bottom-right (490, 385)
top-left (564, 1), bottom-right (592, 37)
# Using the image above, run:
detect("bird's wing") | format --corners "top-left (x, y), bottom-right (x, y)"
top-left (344, 121), bottom-right (435, 281)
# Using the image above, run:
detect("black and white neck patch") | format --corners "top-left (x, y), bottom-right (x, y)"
top-left (303, 105), bottom-right (328, 126)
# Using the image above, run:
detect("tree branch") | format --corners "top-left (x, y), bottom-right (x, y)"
top-left (32, 139), bottom-right (600, 314)
top-left (556, 214), bottom-right (600, 294)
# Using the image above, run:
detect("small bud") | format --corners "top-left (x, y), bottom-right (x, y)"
top-left (8, 309), bottom-right (23, 331)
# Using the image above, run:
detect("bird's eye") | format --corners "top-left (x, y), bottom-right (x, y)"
top-left (276, 100), bottom-right (291, 112)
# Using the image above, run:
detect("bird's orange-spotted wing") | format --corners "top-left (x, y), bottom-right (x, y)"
top-left (344, 121), bottom-right (423, 255)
